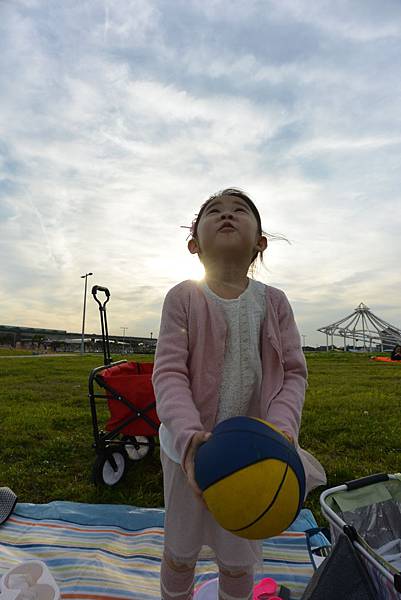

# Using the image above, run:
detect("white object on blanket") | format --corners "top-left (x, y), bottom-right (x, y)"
top-left (0, 560), bottom-right (60, 600)
top-left (194, 577), bottom-right (218, 599)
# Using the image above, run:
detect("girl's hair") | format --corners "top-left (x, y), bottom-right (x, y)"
top-left (191, 188), bottom-right (264, 268)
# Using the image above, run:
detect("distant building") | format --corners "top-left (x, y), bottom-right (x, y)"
top-left (0, 324), bottom-right (157, 354)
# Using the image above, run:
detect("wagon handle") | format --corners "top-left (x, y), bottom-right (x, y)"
top-left (92, 285), bottom-right (111, 365)
top-left (92, 285), bottom-right (110, 310)
top-left (345, 473), bottom-right (389, 491)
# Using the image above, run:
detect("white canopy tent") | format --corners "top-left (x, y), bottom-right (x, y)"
top-left (317, 303), bottom-right (401, 352)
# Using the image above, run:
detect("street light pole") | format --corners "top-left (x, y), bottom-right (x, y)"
top-left (81, 272), bottom-right (93, 355)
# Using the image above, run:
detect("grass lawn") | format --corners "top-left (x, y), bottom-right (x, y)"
top-left (0, 351), bottom-right (400, 524)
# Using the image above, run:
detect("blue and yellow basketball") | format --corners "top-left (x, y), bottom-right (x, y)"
top-left (194, 416), bottom-right (305, 539)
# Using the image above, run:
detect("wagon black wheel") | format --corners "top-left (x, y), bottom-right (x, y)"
top-left (123, 436), bottom-right (155, 461)
top-left (92, 448), bottom-right (128, 486)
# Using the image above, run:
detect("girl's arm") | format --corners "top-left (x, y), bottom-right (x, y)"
top-left (266, 291), bottom-right (307, 442)
top-left (152, 286), bottom-right (205, 467)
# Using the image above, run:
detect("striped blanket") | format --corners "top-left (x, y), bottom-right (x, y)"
top-left (0, 503), bottom-right (325, 600)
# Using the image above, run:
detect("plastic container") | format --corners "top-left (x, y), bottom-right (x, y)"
top-left (0, 560), bottom-right (60, 600)
top-left (194, 576), bottom-right (281, 600)
top-left (194, 577), bottom-right (218, 599)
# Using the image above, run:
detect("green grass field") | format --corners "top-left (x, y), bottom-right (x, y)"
top-left (0, 351), bottom-right (400, 523)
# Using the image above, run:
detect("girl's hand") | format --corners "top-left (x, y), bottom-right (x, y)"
top-left (183, 431), bottom-right (212, 502)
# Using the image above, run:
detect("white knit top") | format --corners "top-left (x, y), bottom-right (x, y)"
top-left (159, 278), bottom-right (267, 463)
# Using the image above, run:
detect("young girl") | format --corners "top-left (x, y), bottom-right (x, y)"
top-left (152, 188), bottom-right (326, 600)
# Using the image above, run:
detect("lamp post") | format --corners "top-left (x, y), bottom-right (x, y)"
top-left (80, 272), bottom-right (93, 355)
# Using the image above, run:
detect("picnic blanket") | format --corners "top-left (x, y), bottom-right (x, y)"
top-left (0, 502), bottom-right (328, 599)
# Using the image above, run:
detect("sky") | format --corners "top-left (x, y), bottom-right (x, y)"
top-left (1, 0), bottom-right (400, 346)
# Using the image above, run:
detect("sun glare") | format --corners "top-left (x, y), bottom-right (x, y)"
top-left (148, 253), bottom-right (205, 284)
top-left (180, 255), bottom-right (205, 281)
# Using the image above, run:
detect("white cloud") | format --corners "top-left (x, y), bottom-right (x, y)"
top-left (101, 0), bottom-right (161, 45)
top-left (290, 135), bottom-right (401, 155)
top-left (269, 0), bottom-right (401, 41)
top-left (1, 0), bottom-right (400, 345)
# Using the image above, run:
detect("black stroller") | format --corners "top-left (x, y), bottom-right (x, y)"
top-left (321, 473), bottom-right (401, 599)
top-left (88, 285), bottom-right (160, 486)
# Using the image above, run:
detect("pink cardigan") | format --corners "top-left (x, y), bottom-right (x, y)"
top-left (152, 280), bottom-right (326, 494)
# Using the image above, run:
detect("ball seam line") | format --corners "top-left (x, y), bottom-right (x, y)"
top-left (229, 463), bottom-right (290, 533)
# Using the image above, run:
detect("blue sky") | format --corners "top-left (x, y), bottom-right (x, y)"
top-left (1, 0), bottom-right (400, 345)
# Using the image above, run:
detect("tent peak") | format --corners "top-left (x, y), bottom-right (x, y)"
top-left (355, 302), bottom-right (370, 311)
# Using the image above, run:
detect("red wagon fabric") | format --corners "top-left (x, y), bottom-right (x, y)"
top-left (97, 362), bottom-right (160, 436)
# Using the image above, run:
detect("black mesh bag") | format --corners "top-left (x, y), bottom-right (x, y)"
top-left (0, 487), bottom-right (17, 525)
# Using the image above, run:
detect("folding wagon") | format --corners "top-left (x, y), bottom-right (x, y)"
top-left (321, 473), bottom-right (401, 600)
top-left (88, 285), bottom-right (160, 486)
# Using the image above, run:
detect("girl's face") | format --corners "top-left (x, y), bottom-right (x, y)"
top-left (188, 194), bottom-right (266, 265)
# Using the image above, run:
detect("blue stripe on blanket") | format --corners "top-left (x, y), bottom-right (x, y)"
top-left (0, 503), bottom-right (325, 600)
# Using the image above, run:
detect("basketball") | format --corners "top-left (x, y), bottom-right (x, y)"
top-left (194, 416), bottom-right (305, 539)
